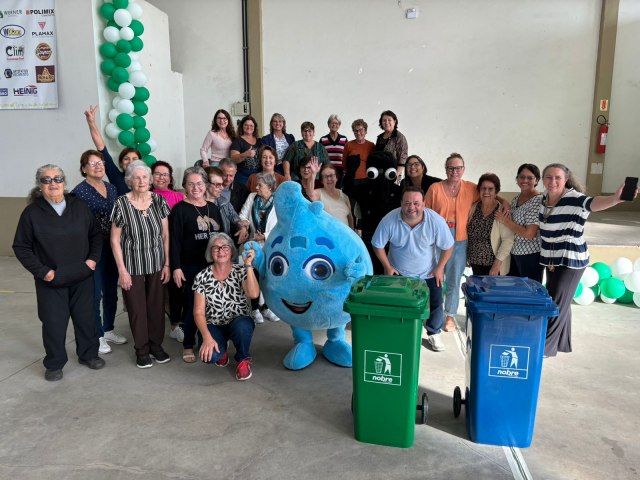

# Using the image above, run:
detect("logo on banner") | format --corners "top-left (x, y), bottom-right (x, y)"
top-left (4, 68), bottom-right (28, 79)
top-left (1, 25), bottom-right (25, 39)
top-left (363, 350), bottom-right (402, 386)
top-left (36, 66), bottom-right (55, 83)
top-left (26, 9), bottom-right (55, 16)
top-left (6, 45), bottom-right (25, 60)
top-left (1, 10), bottom-right (24, 18)
top-left (13, 85), bottom-right (38, 96)
top-left (32, 23), bottom-right (53, 37)
top-left (35, 43), bottom-right (52, 60)
top-left (0, 88), bottom-right (8, 97)
top-left (488, 344), bottom-right (530, 380)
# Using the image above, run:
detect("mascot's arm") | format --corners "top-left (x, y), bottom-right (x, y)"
top-left (342, 154), bottom-right (360, 197)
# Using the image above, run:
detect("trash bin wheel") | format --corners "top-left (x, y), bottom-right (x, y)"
top-left (419, 392), bottom-right (428, 425)
top-left (453, 386), bottom-right (463, 418)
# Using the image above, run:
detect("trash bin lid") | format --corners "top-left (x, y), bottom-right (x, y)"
top-left (463, 275), bottom-right (558, 315)
top-left (346, 275), bottom-right (428, 308)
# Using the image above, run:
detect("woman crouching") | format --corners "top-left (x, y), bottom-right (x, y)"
top-left (193, 233), bottom-right (259, 381)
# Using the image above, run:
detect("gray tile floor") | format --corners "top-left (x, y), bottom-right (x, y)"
top-left (1, 211), bottom-right (639, 479)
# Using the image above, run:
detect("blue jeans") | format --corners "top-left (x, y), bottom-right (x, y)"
top-left (94, 239), bottom-right (119, 336)
top-left (203, 315), bottom-right (254, 364)
top-left (424, 277), bottom-right (444, 335)
top-left (444, 230), bottom-right (467, 317)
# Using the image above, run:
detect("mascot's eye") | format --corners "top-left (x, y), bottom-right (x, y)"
top-left (268, 254), bottom-right (289, 276)
top-left (385, 168), bottom-right (397, 181)
top-left (366, 167), bottom-right (379, 179)
top-left (302, 255), bottom-right (335, 281)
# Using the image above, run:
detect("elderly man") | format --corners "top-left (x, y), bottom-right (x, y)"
top-left (219, 158), bottom-right (249, 213)
top-left (372, 186), bottom-right (454, 351)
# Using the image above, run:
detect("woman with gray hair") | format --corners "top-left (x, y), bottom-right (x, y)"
top-left (169, 166), bottom-right (224, 363)
top-left (319, 114), bottom-right (347, 183)
top-left (239, 172), bottom-right (279, 323)
top-left (13, 164), bottom-right (104, 381)
top-left (111, 160), bottom-right (171, 369)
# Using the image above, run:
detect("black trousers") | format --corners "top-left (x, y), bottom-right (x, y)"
top-left (122, 270), bottom-right (165, 356)
top-left (544, 266), bottom-right (585, 357)
top-left (35, 276), bottom-right (98, 370)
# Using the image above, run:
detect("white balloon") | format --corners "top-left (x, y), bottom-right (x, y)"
top-left (117, 99), bottom-right (134, 115)
top-left (118, 82), bottom-right (136, 100)
top-left (108, 108), bottom-right (120, 123)
top-left (633, 292), bottom-right (640, 308)
top-left (112, 96), bottom-right (123, 108)
top-left (128, 3), bottom-right (143, 20)
top-left (147, 138), bottom-right (157, 153)
top-left (634, 258), bottom-right (640, 272)
top-left (580, 266), bottom-right (599, 288)
top-left (611, 257), bottom-right (633, 279)
top-left (129, 70), bottom-right (147, 87)
top-left (105, 123), bottom-right (121, 139)
top-left (103, 26), bottom-right (120, 44)
top-left (600, 294), bottom-right (616, 304)
top-left (114, 9), bottom-right (132, 27)
top-left (574, 288), bottom-right (595, 306)
top-left (129, 53), bottom-right (139, 61)
top-left (119, 26), bottom-right (134, 41)
top-left (623, 271), bottom-right (640, 293)
top-left (127, 61), bottom-right (142, 73)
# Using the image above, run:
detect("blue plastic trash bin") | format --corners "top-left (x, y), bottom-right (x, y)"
top-left (453, 276), bottom-right (558, 448)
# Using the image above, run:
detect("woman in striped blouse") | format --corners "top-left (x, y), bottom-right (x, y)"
top-left (539, 163), bottom-right (637, 357)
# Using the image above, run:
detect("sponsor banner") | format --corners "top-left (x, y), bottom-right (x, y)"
top-left (0, 0), bottom-right (57, 109)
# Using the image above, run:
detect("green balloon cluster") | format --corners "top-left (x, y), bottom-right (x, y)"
top-left (588, 261), bottom-right (635, 304)
top-left (98, 0), bottom-right (155, 162)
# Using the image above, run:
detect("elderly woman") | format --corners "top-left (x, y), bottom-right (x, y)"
top-left (374, 110), bottom-right (408, 180)
top-left (239, 172), bottom-right (279, 323)
top-left (170, 167), bottom-right (223, 363)
top-left (230, 115), bottom-right (262, 185)
top-left (319, 114), bottom-right (348, 181)
top-left (305, 159), bottom-right (354, 228)
top-left (496, 163), bottom-right (543, 283)
top-left (342, 118), bottom-right (375, 181)
top-left (13, 164), bottom-right (104, 381)
top-left (538, 163), bottom-right (637, 357)
top-left (261, 113), bottom-right (295, 174)
top-left (400, 155), bottom-right (442, 194)
top-left (466, 174), bottom-right (514, 275)
top-left (151, 160), bottom-right (184, 210)
top-left (246, 146), bottom-right (286, 192)
top-left (111, 161), bottom-right (171, 369)
top-left (205, 166), bottom-right (250, 242)
top-left (71, 150), bottom-right (127, 356)
top-left (193, 233), bottom-right (259, 380)
top-left (282, 121), bottom-right (329, 182)
top-left (84, 104), bottom-right (141, 196)
top-left (200, 108), bottom-right (236, 167)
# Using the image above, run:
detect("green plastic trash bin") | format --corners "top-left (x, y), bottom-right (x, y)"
top-left (344, 275), bottom-right (431, 448)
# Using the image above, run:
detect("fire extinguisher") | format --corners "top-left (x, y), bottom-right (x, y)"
top-left (596, 115), bottom-right (608, 154)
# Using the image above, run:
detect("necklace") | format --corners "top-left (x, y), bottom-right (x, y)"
top-left (445, 180), bottom-right (460, 197)
top-left (193, 201), bottom-right (218, 233)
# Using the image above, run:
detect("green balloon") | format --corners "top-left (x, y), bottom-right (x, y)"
top-left (137, 142), bottom-right (151, 156)
top-left (116, 114), bottom-right (134, 130)
top-left (590, 285), bottom-right (600, 297)
top-left (600, 277), bottom-right (626, 299)
top-left (99, 42), bottom-right (118, 59)
top-left (133, 101), bottom-right (148, 116)
top-left (133, 87), bottom-right (150, 102)
top-left (110, 67), bottom-right (129, 84)
top-left (130, 36), bottom-right (144, 52)
top-left (116, 39), bottom-right (132, 54)
top-left (132, 116), bottom-right (146, 129)
top-left (107, 77), bottom-right (121, 92)
top-left (113, 0), bottom-right (129, 9)
top-left (573, 282), bottom-right (584, 299)
top-left (134, 127), bottom-right (151, 143)
top-left (118, 130), bottom-right (136, 147)
top-left (130, 20), bottom-right (144, 37)
top-left (99, 3), bottom-right (116, 20)
top-left (143, 155), bottom-right (157, 167)
top-left (618, 288), bottom-right (634, 304)
top-left (592, 262), bottom-right (612, 282)
top-left (114, 52), bottom-right (132, 68)
top-left (100, 59), bottom-right (116, 75)
top-left (107, 20), bottom-right (119, 28)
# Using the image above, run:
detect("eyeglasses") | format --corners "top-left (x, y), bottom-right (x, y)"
top-left (153, 172), bottom-right (170, 178)
top-left (186, 181), bottom-right (205, 188)
top-left (406, 162), bottom-right (422, 168)
top-left (321, 174), bottom-right (336, 179)
top-left (216, 116), bottom-right (228, 121)
top-left (211, 245), bottom-right (231, 253)
top-left (302, 129), bottom-right (313, 134)
top-left (209, 182), bottom-right (224, 188)
top-left (300, 165), bottom-right (313, 171)
top-left (517, 175), bottom-right (536, 181)
top-left (87, 160), bottom-right (105, 167)
top-left (446, 166), bottom-right (465, 172)
top-left (352, 128), bottom-right (365, 134)
top-left (40, 176), bottom-right (65, 184)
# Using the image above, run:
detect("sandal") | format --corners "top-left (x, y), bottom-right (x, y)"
top-left (443, 316), bottom-right (457, 332)
top-left (182, 350), bottom-right (196, 363)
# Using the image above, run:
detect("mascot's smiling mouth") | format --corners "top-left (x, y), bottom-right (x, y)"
top-left (282, 299), bottom-right (312, 314)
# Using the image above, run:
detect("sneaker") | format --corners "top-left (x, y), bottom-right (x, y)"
top-left (427, 333), bottom-right (445, 352)
top-left (104, 330), bottom-right (128, 344)
top-left (215, 351), bottom-right (229, 367)
top-left (98, 337), bottom-right (112, 354)
top-left (150, 350), bottom-right (171, 364)
top-left (251, 309), bottom-right (264, 324)
top-left (169, 325), bottom-right (184, 343)
top-left (261, 308), bottom-right (280, 322)
top-left (136, 354), bottom-right (153, 369)
top-left (79, 357), bottom-right (106, 369)
top-left (236, 357), bottom-right (253, 381)
top-left (44, 369), bottom-right (63, 381)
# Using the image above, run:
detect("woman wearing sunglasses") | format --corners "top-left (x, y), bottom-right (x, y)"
top-left (13, 164), bottom-right (105, 381)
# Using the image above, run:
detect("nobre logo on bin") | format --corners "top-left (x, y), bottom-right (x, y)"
top-left (364, 350), bottom-right (402, 386)
top-left (488, 344), bottom-right (530, 380)
top-left (496, 369), bottom-right (520, 378)
top-left (371, 375), bottom-right (394, 383)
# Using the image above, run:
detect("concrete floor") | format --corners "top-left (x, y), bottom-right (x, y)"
top-left (1, 213), bottom-right (639, 480)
